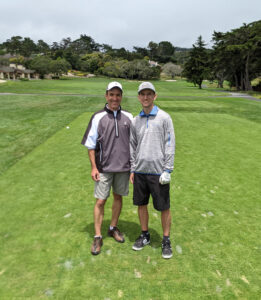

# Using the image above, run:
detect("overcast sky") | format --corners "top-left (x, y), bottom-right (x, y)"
top-left (1, 0), bottom-right (260, 49)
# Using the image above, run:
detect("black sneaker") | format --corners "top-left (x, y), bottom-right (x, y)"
top-left (162, 239), bottom-right (172, 259)
top-left (132, 233), bottom-right (150, 251)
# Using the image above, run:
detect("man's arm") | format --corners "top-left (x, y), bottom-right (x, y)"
top-left (163, 116), bottom-right (175, 172)
top-left (129, 120), bottom-right (137, 184)
top-left (159, 116), bottom-right (175, 185)
top-left (88, 149), bottom-right (100, 181)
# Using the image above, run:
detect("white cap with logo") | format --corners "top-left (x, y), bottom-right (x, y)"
top-left (106, 81), bottom-right (123, 92)
top-left (138, 82), bottom-right (156, 94)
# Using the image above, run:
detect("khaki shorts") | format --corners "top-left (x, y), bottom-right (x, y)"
top-left (94, 172), bottom-right (130, 200)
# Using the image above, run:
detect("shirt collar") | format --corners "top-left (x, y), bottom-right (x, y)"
top-left (139, 105), bottom-right (158, 117)
top-left (105, 104), bottom-right (121, 114)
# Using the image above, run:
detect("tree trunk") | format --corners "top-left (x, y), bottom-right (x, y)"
top-left (240, 71), bottom-right (244, 91)
top-left (217, 74), bottom-right (224, 88)
top-left (244, 52), bottom-right (252, 91)
top-left (234, 74), bottom-right (239, 91)
top-left (218, 79), bottom-right (223, 88)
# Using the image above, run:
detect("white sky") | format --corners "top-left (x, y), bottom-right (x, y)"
top-left (1, 0), bottom-right (260, 49)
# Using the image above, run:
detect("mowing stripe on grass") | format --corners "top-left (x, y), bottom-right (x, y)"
top-left (1, 108), bottom-right (261, 298)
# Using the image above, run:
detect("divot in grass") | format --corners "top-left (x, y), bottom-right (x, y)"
top-left (64, 260), bottom-right (73, 270)
top-left (201, 212), bottom-right (214, 217)
top-left (0, 269), bottom-right (6, 276)
top-left (216, 285), bottom-right (222, 293)
top-left (176, 245), bottom-right (182, 254)
top-left (118, 290), bottom-right (123, 297)
top-left (63, 213), bottom-right (72, 218)
top-left (44, 289), bottom-right (54, 297)
top-left (240, 275), bottom-right (249, 284)
top-left (134, 269), bottom-right (142, 278)
top-left (106, 249), bottom-right (112, 256)
top-left (226, 279), bottom-right (232, 286)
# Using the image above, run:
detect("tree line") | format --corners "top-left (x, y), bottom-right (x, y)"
top-left (0, 19), bottom-right (260, 89)
top-left (183, 20), bottom-right (261, 90)
top-left (0, 35), bottom-right (182, 80)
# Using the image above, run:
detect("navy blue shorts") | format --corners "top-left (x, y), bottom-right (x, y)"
top-left (133, 173), bottom-right (170, 211)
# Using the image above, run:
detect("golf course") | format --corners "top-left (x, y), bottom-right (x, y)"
top-left (0, 78), bottom-right (260, 299)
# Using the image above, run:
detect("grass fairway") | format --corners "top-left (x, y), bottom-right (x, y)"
top-left (0, 78), bottom-right (260, 299)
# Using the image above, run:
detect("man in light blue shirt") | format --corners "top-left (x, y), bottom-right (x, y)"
top-left (130, 82), bottom-right (175, 259)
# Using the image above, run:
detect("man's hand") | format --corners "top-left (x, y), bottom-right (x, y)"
top-left (91, 168), bottom-right (100, 182)
top-left (159, 171), bottom-right (171, 185)
top-left (130, 173), bottom-right (134, 184)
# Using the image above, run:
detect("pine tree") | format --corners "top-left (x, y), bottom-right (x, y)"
top-left (182, 36), bottom-right (209, 89)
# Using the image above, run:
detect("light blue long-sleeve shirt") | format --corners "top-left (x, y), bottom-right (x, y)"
top-left (130, 105), bottom-right (175, 175)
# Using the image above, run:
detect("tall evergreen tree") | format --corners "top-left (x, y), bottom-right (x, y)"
top-left (182, 36), bottom-right (209, 89)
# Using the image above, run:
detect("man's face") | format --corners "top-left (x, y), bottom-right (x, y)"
top-left (138, 89), bottom-right (157, 110)
top-left (105, 88), bottom-right (122, 111)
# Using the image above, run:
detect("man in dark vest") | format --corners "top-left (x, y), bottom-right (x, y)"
top-left (82, 82), bottom-right (133, 255)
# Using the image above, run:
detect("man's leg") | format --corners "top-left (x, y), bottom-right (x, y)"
top-left (108, 192), bottom-right (125, 242)
top-left (161, 208), bottom-right (171, 236)
top-left (110, 192), bottom-right (122, 227)
top-left (132, 174), bottom-right (151, 250)
top-left (94, 198), bottom-right (106, 236)
top-left (138, 205), bottom-right (149, 231)
top-left (132, 205), bottom-right (150, 250)
top-left (161, 208), bottom-right (172, 259)
top-left (91, 198), bottom-right (106, 255)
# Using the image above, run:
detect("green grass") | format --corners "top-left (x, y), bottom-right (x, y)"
top-left (0, 78), bottom-right (261, 299)
top-left (0, 77), bottom-right (229, 97)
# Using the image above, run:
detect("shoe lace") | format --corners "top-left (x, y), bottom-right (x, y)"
top-left (94, 237), bottom-right (101, 246)
top-left (135, 234), bottom-right (144, 242)
top-left (162, 240), bottom-right (171, 249)
top-left (114, 227), bottom-right (120, 234)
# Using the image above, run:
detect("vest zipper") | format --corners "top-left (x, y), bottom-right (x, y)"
top-left (114, 112), bottom-right (119, 137)
top-left (99, 142), bottom-right (103, 162)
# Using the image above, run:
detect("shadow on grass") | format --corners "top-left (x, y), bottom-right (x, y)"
top-left (82, 219), bottom-right (162, 248)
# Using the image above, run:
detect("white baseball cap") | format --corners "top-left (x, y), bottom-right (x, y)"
top-left (138, 82), bottom-right (156, 94)
top-left (106, 81), bottom-right (123, 92)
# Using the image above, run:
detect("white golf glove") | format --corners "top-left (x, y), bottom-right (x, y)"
top-left (159, 171), bottom-right (171, 185)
